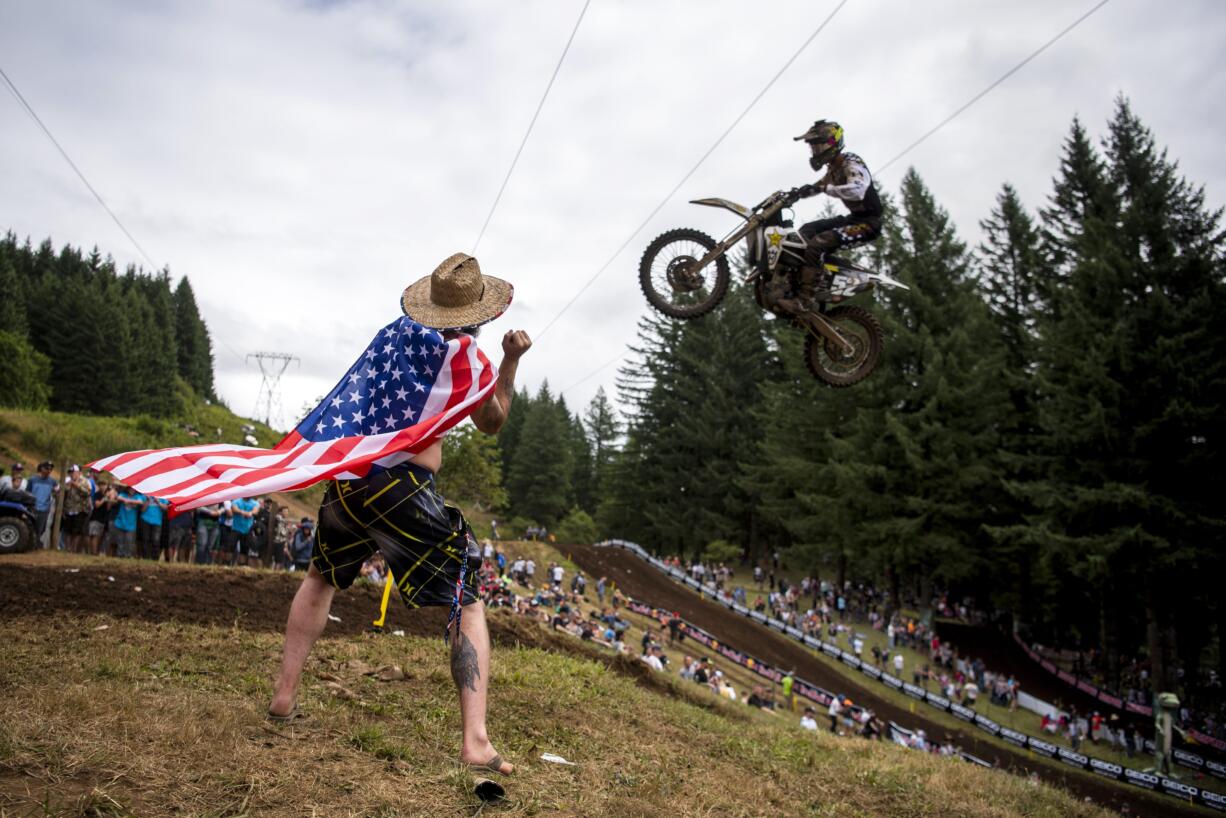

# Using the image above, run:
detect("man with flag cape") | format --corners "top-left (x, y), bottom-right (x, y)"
top-left (92, 252), bottom-right (530, 777)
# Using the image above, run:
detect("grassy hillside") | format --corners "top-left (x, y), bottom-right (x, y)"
top-left (0, 390), bottom-right (326, 515)
top-left (0, 556), bottom-right (1108, 817)
top-left (0, 384), bottom-right (282, 466)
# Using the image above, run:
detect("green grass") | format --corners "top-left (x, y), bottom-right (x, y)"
top-left (0, 609), bottom-right (1112, 818)
top-left (0, 383), bottom-right (282, 468)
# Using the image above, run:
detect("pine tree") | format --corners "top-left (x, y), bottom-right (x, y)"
top-left (0, 255), bottom-right (26, 337)
top-left (583, 386), bottom-right (621, 503)
top-left (505, 383), bottom-right (573, 525)
top-left (497, 386), bottom-right (530, 477)
top-left (603, 280), bottom-right (778, 556)
top-left (976, 183), bottom-right (1047, 620)
top-left (1032, 100), bottom-right (1226, 691)
top-left (174, 277), bottom-right (215, 398)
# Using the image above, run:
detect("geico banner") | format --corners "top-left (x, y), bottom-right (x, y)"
top-left (974, 714), bottom-right (1001, 736)
top-left (1088, 758), bottom-right (1123, 780)
top-left (1027, 737), bottom-right (1059, 758)
top-left (1201, 787), bottom-right (1226, 812)
top-left (1174, 748), bottom-right (1204, 771)
top-left (1057, 747), bottom-right (1089, 769)
top-left (1123, 769), bottom-right (1159, 790)
top-left (1160, 777), bottom-right (1198, 801)
top-left (999, 727), bottom-right (1028, 748)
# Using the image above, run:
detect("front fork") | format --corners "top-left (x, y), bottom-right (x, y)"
top-left (795, 308), bottom-right (857, 356)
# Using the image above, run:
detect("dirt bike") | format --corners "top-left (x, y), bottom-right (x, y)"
top-left (639, 186), bottom-right (907, 386)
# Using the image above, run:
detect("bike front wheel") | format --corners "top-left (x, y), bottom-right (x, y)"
top-left (803, 305), bottom-right (883, 387)
top-left (639, 228), bottom-right (730, 320)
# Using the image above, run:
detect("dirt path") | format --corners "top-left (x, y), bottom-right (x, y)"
top-left (566, 543), bottom-right (1198, 818)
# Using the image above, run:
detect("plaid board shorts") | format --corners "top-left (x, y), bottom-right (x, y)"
top-left (312, 462), bottom-right (480, 609)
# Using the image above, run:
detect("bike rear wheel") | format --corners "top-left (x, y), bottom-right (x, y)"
top-left (639, 228), bottom-right (730, 320)
top-left (803, 305), bottom-right (883, 387)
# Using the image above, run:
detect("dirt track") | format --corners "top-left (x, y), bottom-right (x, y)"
top-left (566, 543), bottom-right (1201, 818)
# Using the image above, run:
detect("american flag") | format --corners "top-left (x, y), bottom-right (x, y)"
top-left (90, 316), bottom-right (497, 512)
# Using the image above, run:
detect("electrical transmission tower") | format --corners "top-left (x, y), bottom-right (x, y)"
top-left (247, 351), bottom-right (300, 429)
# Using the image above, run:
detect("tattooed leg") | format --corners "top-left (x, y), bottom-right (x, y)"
top-left (453, 600), bottom-right (514, 774)
top-left (450, 631), bottom-right (480, 692)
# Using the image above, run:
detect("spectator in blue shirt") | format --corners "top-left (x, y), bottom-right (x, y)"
top-left (231, 497), bottom-right (259, 566)
top-left (139, 495), bottom-right (169, 560)
top-left (107, 485), bottom-right (143, 558)
top-left (286, 518), bottom-right (314, 572)
top-left (26, 461), bottom-right (59, 546)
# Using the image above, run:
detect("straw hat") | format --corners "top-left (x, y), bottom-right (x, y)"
top-left (400, 253), bottom-right (513, 330)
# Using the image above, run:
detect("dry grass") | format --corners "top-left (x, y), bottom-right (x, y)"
top-left (0, 608), bottom-right (1110, 818)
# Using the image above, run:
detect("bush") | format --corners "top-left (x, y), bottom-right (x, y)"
top-left (703, 539), bottom-right (741, 564)
top-left (554, 507), bottom-right (599, 545)
top-left (0, 331), bottom-right (51, 410)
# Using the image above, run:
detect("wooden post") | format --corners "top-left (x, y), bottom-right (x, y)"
top-left (48, 459), bottom-right (68, 551)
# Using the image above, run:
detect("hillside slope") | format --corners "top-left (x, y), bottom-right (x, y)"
top-left (566, 542), bottom-right (1210, 817)
top-left (0, 551), bottom-right (1107, 818)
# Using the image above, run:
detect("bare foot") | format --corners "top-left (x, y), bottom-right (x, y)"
top-left (461, 742), bottom-right (514, 775)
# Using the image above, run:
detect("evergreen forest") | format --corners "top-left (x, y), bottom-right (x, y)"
top-left (0, 232), bottom-right (215, 416)
top-left (495, 99), bottom-right (1226, 697)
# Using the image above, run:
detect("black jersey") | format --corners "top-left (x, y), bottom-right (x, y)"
top-left (822, 152), bottom-right (882, 218)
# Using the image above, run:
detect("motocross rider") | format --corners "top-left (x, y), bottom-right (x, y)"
top-left (789, 119), bottom-right (883, 301)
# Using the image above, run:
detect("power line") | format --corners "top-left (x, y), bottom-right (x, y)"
top-left (471, 0), bottom-right (591, 254)
top-left (554, 0), bottom-right (1113, 404)
top-left (533, 0), bottom-right (850, 342)
top-left (560, 348), bottom-right (626, 396)
top-left (0, 64), bottom-right (161, 271)
top-left (876, 0), bottom-right (1112, 173)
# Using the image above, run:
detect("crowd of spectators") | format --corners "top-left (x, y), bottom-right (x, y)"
top-left (1, 460), bottom-right (316, 570)
top-left (1032, 642), bottom-right (1225, 747)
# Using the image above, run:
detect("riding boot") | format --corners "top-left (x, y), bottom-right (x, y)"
top-left (797, 265), bottom-right (833, 305)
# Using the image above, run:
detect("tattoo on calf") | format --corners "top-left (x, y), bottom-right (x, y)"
top-left (450, 631), bottom-right (481, 692)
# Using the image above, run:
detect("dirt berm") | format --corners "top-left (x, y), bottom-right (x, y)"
top-left (566, 542), bottom-right (1197, 818)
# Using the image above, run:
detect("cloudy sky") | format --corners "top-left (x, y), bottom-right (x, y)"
top-left (3, 0), bottom-right (1224, 431)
